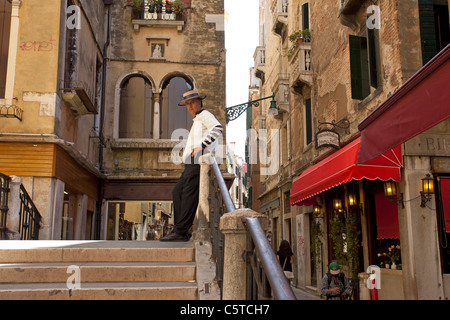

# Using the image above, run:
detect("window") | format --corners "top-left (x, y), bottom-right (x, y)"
top-left (302, 2), bottom-right (309, 30)
top-left (349, 26), bottom-right (380, 100)
top-left (159, 76), bottom-right (193, 139)
top-left (119, 76), bottom-right (154, 139)
top-left (437, 177), bottom-right (450, 273)
top-left (419, 0), bottom-right (450, 65)
top-left (284, 190), bottom-right (291, 213)
top-left (303, 98), bottom-right (312, 146)
top-left (281, 125), bottom-right (288, 164)
top-left (0, 0), bottom-right (12, 98)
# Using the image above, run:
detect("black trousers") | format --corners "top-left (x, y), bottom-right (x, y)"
top-left (171, 162), bottom-right (200, 235)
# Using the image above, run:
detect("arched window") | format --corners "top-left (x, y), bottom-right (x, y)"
top-left (159, 76), bottom-right (193, 139)
top-left (119, 76), bottom-right (153, 139)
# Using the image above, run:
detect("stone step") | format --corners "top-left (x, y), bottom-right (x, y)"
top-left (0, 241), bottom-right (199, 300)
top-left (0, 241), bottom-right (195, 263)
top-left (0, 282), bottom-right (198, 300)
top-left (0, 262), bottom-right (196, 283)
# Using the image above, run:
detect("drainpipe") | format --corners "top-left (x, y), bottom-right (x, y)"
top-left (94, 2), bottom-right (111, 239)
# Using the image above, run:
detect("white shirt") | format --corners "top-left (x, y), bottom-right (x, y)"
top-left (182, 109), bottom-right (223, 164)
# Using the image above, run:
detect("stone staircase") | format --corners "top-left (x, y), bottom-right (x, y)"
top-left (0, 241), bottom-right (198, 300)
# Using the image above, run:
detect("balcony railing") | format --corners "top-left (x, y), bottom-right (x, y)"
top-left (272, 0), bottom-right (288, 36)
top-left (254, 46), bottom-right (266, 81)
top-left (132, 0), bottom-right (185, 21)
top-left (289, 42), bottom-right (312, 87)
top-left (0, 104), bottom-right (23, 121)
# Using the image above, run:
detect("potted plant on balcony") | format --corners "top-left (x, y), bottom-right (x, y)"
top-left (154, 0), bottom-right (164, 13)
top-left (148, 0), bottom-right (155, 13)
top-left (302, 28), bottom-right (311, 42)
top-left (166, 0), bottom-right (173, 13)
top-left (128, 0), bottom-right (144, 19)
top-left (128, 0), bottom-right (144, 11)
top-left (288, 30), bottom-right (302, 43)
top-left (288, 28), bottom-right (311, 43)
top-left (173, 0), bottom-right (185, 20)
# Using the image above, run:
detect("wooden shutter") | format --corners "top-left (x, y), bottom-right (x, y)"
top-left (302, 3), bottom-right (309, 30)
top-left (367, 28), bottom-right (379, 89)
top-left (305, 98), bottom-right (312, 145)
top-left (419, 0), bottom-right (438, 65)
top-left (0, 0), bottom-right (12, 98)
top-left (349, 35), bottom-right (363, 100)
top-left (349, 35), bottom-right (370, 100)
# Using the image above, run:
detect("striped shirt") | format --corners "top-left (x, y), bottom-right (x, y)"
top-left (182, 109), bottom-right (223, 163)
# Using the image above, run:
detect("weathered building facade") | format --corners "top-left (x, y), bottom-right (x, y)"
top-left (251, 0), bottom-right (450, 299)
top-left (101, 0), bottom-right (226, 240)
top-left (0, 0), bottom-right (226, 241)
top-left (0, 0), bottom-right (105, 240)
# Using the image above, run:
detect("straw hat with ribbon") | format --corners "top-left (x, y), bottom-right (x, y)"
top-left (178, 89), bottom-right (207, 106)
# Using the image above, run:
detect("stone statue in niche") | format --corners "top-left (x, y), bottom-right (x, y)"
top-left (151, 44), bottom-right (164, 59)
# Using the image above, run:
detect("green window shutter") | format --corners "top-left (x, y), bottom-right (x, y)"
top-left (349, 35), bottom-right (370, 100)
top-left (302, 3), bottom-right (309, 30)
top-left (305, 98), bottom-right (312, 145)
top-left (349, 35), bottom-right (364, 100)
top-left (418, 0), bottom-right (437, 65)
top-left (359, 36), bottom-right (370, 98)
top-left (367, 28), bottom-right (379, 89)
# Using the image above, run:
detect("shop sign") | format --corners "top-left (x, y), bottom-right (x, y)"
top-left (316, 129), bottom-right (340, 149)
top-left (158, 151), bottom-right (182, 163)
top-left (404, 133), bottom-right (450, 156)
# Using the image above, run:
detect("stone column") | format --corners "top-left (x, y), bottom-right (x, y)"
top-left (399, 156), bottom-right (444, 300)
top-left (6, 176), bottom-right (22, 240)
top-left (51, 179), bottom-right (65, 240)
top-left (193, 155), bottom-right (211, 242)
top-left (219, 208), bottom-right (267, 300)
top-left (153, 92), bottom-right (161, 139)
top-left (193, 155), bottom-right (221, 300)
top-left (74, 194), bottom-right (88, 240)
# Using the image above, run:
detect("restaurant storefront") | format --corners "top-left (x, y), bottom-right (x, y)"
top-left (290, 136), bottom-right (403, 299)
top-left (291, 44), bottom-right (450, 300)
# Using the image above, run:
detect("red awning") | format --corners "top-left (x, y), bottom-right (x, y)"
top-left (290, 137), bottom-right (402, 206)
top-left (357, 44), bottom-right (450, 164)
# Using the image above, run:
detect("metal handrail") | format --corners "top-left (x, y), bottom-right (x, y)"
top-left (243, 217), bottom-right (297, 300)
top-left (210, 156), bottom-right (235, 213)
top-left (19, 185), bottom-right (41, 240)
top-left (208, 157), bottom-right (296, 300)
top-left (0, 173), bottom-right (11, 240)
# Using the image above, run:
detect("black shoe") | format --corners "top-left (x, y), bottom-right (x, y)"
top-left (160, 232), bottom-right (189, 242)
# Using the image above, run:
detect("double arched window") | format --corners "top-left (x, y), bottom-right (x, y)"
top-left (118, 73), bottom-right (194, 140)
